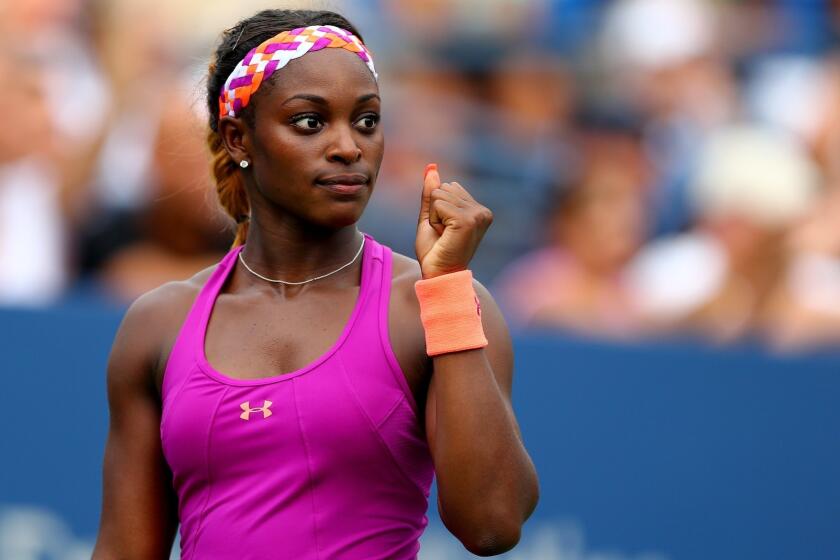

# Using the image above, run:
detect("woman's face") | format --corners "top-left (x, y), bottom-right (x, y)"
top-left (236, 47), bottom-right (383, 229)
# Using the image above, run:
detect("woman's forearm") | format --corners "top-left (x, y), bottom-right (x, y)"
top-left (429, 349), bottom-right (539, 556)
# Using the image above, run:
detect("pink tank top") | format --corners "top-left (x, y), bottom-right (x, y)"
top-left (160, 234), bottom-right (434, 559)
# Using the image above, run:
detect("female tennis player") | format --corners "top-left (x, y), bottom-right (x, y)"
top-left (93, 9), bottom-right (538, 559)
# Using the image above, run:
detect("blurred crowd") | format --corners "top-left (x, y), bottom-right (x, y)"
top-left (2, 0), bottom-right (840, 351)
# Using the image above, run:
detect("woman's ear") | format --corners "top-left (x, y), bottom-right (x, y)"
top-left (218, 115), bottom-right (250, 165)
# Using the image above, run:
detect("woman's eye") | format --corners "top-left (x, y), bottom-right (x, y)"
top-left (355, 114), bottom-right (380, 130)
top-left (291, 115), bottom-right (323, 130)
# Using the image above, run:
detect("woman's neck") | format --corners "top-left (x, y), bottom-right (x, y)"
top-left (239, 219), bottom-right (362, 284)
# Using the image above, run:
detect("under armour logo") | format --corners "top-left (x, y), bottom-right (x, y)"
top-left (240, 400), bottom-right (273, 420)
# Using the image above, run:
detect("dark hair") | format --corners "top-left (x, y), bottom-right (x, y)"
top-left (205, 9), bottom-right (364, 246)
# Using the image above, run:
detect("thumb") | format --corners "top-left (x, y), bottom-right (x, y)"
top-left (418, 163), bottom-right (441, 225)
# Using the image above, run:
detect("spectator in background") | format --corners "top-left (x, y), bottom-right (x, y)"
top-left (493, 116), bottom-right (650, 337)
top-left (599, 0), bottom-right (737, 236)
top-left (0, 0), bottom-right (106, 154)
top-left (363, 45), bottom-right (576, 281)
top-left (628, 126), bottom-right (821, 343)
top-left (772, 185), bottom-right (840, 349)
top-left (736, 53), bottom-right (840, 350)
top-left (76, 0), bottom-right (228, 302)
top-left (4, 0), bottom-right (840, 343)
top-left (473, 49), bottom-right (577, 278)
top-left (0, 47), bottom-right (67, 305)
top-left (0, 0), bottom-right (109, 305)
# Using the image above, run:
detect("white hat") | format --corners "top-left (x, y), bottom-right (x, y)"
top-left (690, 126), bottom-right (821, 226)
top-left (601, 0), bottom-right (715, 70)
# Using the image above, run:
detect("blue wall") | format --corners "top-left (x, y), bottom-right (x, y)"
top-left (1, 305), bottom-right (838, 559)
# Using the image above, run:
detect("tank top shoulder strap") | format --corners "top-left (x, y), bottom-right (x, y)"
top-left (355, 233), bottom-right (386, 320)
top-left (161, 246), bottom-right (243, 401)
top-left (340, 233), bottom-right (380, 331)
top-left (345, 235), bottom-right (420, 414)
top-left (375, 240), bottom-right (420, 413)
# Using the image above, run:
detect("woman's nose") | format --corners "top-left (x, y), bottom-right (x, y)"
top-left (326, 125), bottom-right (362, 164)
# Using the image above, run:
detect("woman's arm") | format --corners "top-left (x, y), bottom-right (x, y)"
top-left (93, 289), bottom-right (180, 559)
top-left (414, 166), bottom-right (539, 556)
top-left (426, 283), bottom-right (538, 556)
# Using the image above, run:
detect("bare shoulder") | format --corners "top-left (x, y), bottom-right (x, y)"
top-left (390, 252), bottom-right (423, 307)
top-left (109, 265), bottom-right (219, 391)
top-left (389, 250), bottom-right (513, 388)
top-left (121, 265), bottom-right (216, 340)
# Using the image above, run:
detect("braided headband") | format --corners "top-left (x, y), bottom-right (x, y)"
top-left (219, 25), bottom-right (377, 118)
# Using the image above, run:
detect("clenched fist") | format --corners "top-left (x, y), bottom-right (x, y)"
top-left (415, 164), bottom-right (493, 279)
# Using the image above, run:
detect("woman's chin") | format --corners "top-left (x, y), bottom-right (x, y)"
top-left (317, 207), bottom-right (366, 229)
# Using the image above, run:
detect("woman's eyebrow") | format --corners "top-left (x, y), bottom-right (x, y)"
top-left (281, 93), bottom-right (380, 106)
top-left (357, 93), bottom-right (381, 103)
top-left (282, 93), bottom-right (328, 106)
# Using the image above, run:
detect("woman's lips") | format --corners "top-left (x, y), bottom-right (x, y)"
top-left (316, 182), bottom-right (367, 195)
top-left (315, 174), bottom-right (369, 195)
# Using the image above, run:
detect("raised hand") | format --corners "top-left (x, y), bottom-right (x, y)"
top-left (415, 164), bottom-right (493, 279)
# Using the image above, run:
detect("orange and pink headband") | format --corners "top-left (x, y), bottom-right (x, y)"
top-left (219, 25), bottom-right (377, 118)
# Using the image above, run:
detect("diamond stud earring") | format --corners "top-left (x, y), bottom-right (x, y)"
top-left (240, 160), bottom-right (250, 169)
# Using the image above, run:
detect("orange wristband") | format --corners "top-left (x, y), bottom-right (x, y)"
top-left (414, 270), bottom-right (488, 356)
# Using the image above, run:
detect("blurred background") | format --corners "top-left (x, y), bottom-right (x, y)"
top-left (1, 0), bottom-right (839, 558)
